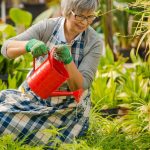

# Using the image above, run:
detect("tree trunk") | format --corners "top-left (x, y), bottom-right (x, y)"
top-left (103, 0), bottom-right (117, 60)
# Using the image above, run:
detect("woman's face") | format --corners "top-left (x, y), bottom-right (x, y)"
top-left (66, 10), bottom-right (96, 34)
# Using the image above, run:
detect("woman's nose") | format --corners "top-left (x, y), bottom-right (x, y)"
top-left (80, 19), bottom-right (89, 26)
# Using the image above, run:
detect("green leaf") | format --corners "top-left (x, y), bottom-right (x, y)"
top-left (105, 45), bottom-right (114, 64)
top-left (130, 48), bottom-right (142, 63)
top-left (8, 74), bottom-right (17, 89)
top-left (9, 8), bottom-right (32, 27)
top-left (130, 48), bottom-right (137, 63)
top-left (0, 31), bottom-right (3, 45)
top-left (0, 24), bottom-right (16, 41)
top-left (0, 80), bottom-right (7, 90)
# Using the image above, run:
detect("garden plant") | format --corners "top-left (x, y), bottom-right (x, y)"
top-left (0, 0), bottom-right (149, 149)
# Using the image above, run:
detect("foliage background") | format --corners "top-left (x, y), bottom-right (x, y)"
top-left (0, 0), bottom-right (149, 149)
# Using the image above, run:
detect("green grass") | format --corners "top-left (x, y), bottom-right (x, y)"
top-left (1, 108), bottom-right (150, 150)
top-left (0, 135), bottom-right (43, 150)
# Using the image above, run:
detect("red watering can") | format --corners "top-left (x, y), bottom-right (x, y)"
top-left (27, 47), bottom-right (83, 103)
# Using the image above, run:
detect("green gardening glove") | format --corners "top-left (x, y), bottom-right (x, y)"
top-left (54, 45), bottom-right (73, 64)
top-left (25, 39), bottom-right (49, 57)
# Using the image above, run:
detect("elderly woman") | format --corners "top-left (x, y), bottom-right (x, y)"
top-left (0, 0), bottom-right (103, 146)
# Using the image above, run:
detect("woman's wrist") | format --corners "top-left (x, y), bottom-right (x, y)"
top-left (6, 41), bottom-right (28, 58)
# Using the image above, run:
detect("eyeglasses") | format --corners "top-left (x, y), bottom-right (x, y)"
top-left (71, 11), bottom-right (96, 23)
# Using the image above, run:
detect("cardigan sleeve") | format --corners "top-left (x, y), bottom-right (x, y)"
top-left (1, 18), bottom-right (58, 58)
top-left (78, 31), bottom-right (104, 90)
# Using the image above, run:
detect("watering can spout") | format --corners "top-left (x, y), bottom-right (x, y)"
top-left (49, 89), bottom-right (83, 103)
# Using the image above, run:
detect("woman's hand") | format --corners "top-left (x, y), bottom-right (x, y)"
top-left (54, 45), bottom-right (83, 91)
top-left (26, 39), bottom-right (49, 57)
top-left (54, 45), bottom-right (73, 64)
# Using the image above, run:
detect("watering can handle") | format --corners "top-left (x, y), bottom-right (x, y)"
top-left (33, 47), bottom-right (56, 71)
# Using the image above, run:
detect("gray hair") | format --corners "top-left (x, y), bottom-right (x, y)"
top-left (61, 0), bottom-right (99, 17)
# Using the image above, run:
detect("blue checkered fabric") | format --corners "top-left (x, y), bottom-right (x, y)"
top-left (0, 18), bottom-right (90, 146)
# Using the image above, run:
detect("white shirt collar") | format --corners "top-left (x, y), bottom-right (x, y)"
top-left (56, 17), bottom-right (82, 44)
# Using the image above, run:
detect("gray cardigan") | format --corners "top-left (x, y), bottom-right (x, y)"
top-left (1, 17), bottom-right (104, 90)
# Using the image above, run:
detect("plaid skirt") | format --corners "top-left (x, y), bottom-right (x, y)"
top-left (0, 81), bottom-right (90, 146)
